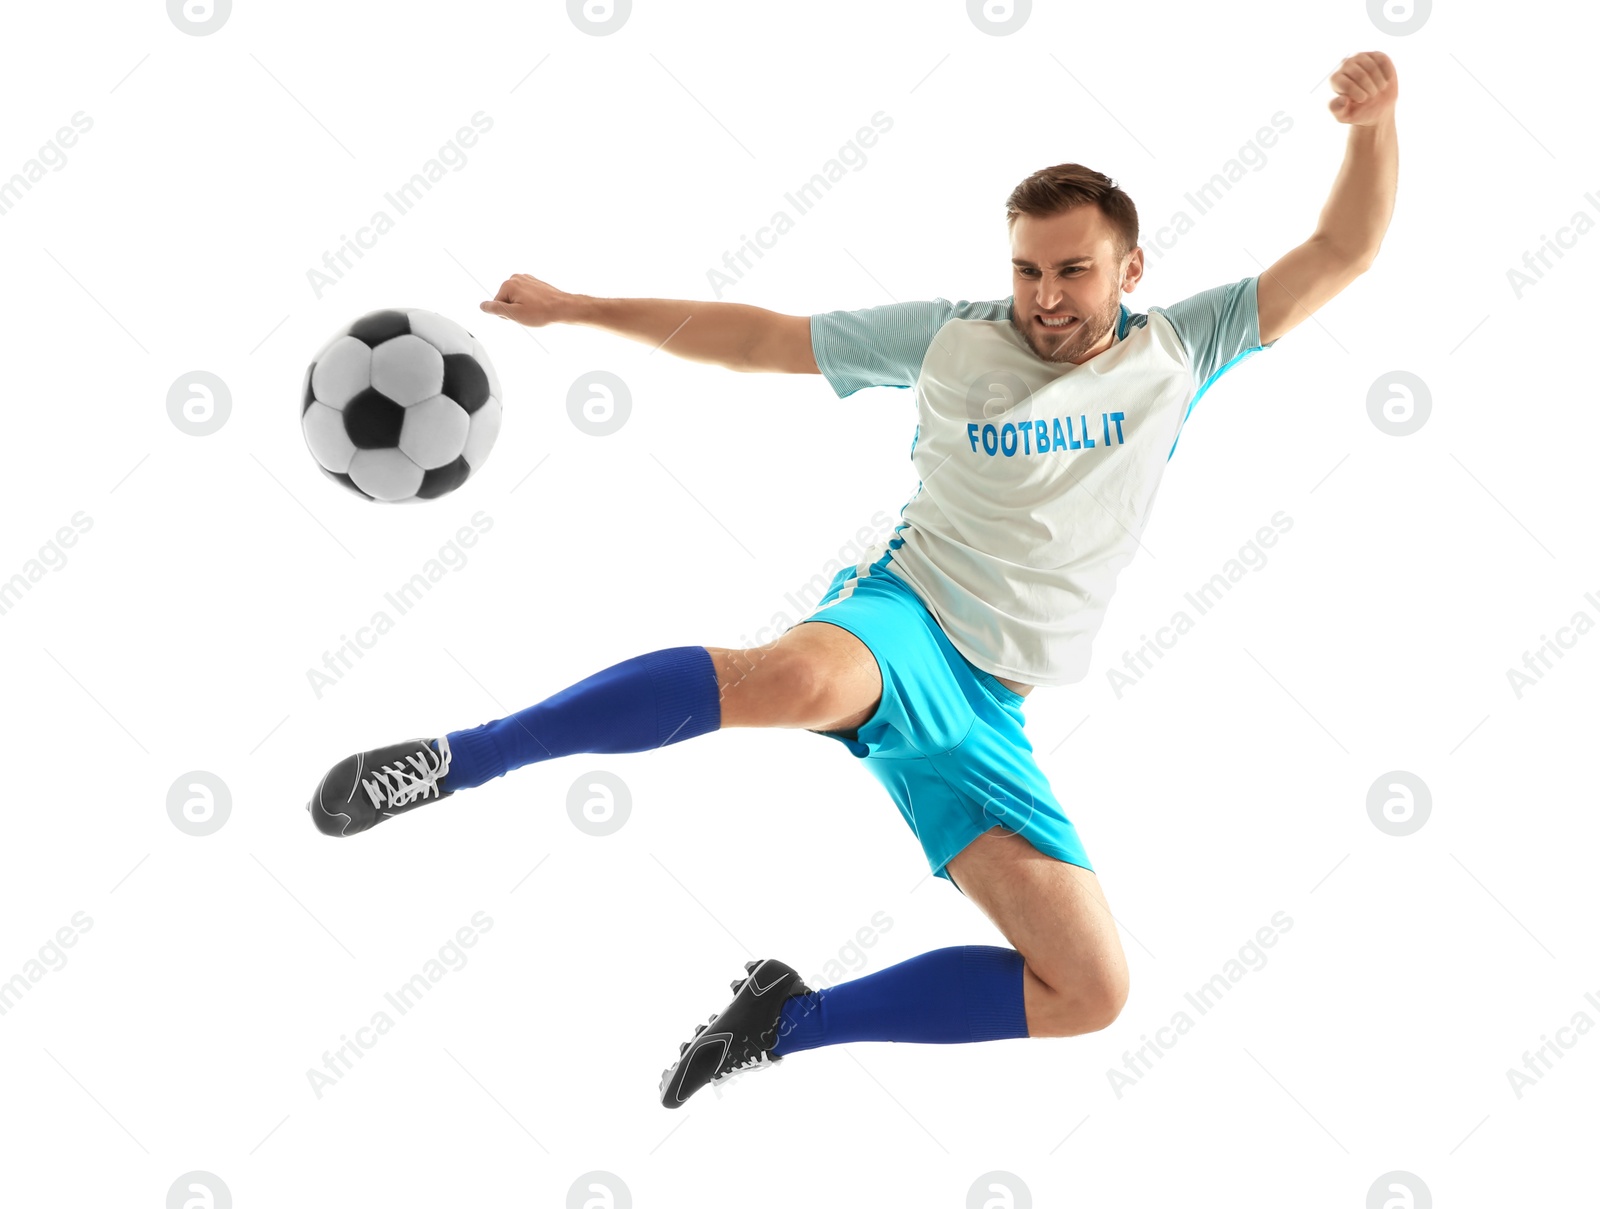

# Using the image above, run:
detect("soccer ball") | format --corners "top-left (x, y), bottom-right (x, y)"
top-left (301, 307), bottom-right (502, 502)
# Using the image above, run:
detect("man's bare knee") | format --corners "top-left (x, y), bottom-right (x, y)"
top-left (1030, 952), bottom-right (1129, 1038)
top-left (797, 622), bottom-right (882, 731)
top-left (709, 624), bottom-right (881, 731)
top-left (707, 638), bottom-right (856, 729)
top-left (709, 643), bottom-right (805, 728)
top-left (1072, 961), bottom-right (1130, 1034)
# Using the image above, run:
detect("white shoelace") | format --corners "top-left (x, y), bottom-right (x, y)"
top-left (362, 737), bottom-right (452, 812)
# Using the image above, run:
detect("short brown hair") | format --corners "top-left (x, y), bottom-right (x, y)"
top-left (1005, 164), bottom-right (1139, 262)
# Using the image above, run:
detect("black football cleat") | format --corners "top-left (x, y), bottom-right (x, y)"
top-left (308, 736), bottom-right (453, 837)
top-left (659, 958), bottom-right (812, 1109)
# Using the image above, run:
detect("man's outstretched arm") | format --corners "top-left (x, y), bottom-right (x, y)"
top-left (1257, 51), bottom-right (1399, 347)
top-left (480, 273), bottom-right (821, 375)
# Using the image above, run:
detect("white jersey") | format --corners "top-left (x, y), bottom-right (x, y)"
top-left (809, 276), bottom-right (1276, 687)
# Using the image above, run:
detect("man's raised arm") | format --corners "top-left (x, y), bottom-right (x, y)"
top-left (1257, 51), bottom-right (1399, 347)
top-left (481, 273), bottom-right (820, 376)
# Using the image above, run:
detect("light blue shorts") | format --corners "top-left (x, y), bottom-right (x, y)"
top-left (798, 562), bottom-right (1093, 886)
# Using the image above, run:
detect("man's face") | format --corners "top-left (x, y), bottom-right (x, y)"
top-left (1009, 207), bottom-right (1141, 364)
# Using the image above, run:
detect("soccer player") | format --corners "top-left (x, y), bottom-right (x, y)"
top-left (307, 52), bottom-right (1398, 1108)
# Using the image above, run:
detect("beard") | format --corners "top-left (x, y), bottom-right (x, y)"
top-left (1012, 287), bottom-right (1122, 364)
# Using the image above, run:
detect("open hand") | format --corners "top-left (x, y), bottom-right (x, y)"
top-left (1328, 51), bottom-right (1397, 127)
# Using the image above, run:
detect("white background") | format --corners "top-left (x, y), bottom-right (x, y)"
top-left (1, 0), bottom-right (1595, 1205)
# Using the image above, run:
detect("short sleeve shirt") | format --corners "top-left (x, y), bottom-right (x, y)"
top-left (809, 275), bottom-right (1275, 686)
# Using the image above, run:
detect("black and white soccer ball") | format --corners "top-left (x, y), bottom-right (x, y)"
top-left (301, 308), bottom-right (502, 502)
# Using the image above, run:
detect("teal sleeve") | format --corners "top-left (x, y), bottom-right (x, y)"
top-left (1154, 275), bottom-right (1278, 389)
top-left (809, 299), bottom-right (960, 398)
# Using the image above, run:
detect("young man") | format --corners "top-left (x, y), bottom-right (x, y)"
top-left (307, 52), bottom-right (1398, 1108)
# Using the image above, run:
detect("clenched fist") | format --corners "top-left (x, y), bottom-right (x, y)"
top-left (480, 273), bottom-right (577, 327)
top-left (1328, 51), bottom-right (1397, 127)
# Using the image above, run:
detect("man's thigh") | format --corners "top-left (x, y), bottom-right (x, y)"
top-left (947, 828), bottom-right (1128, 1024)
top-left (707, 620), bottom-right (882, 731)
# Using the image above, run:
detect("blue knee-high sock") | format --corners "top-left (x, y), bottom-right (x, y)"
top-left (439, 646), bottom-right (721, 791)
top-left (769, 945), bottom-right (1029, 1054)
